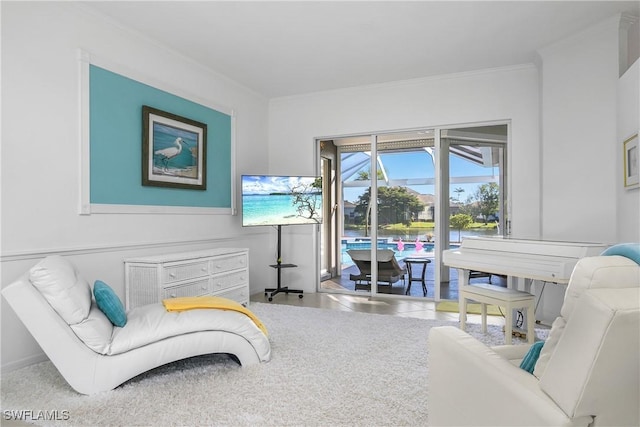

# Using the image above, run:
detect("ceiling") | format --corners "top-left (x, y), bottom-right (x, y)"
top-left (82, 1), bottom-right (639, 98)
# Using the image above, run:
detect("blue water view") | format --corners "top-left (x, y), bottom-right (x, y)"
top-left (340, 239), bottom-right (467, 266)
top-left (341, 240), bottom-right (434, 265)
top-left (243, 194), bottom-right (322, 226)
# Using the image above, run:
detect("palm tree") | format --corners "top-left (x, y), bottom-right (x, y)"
top-left (454, 187), bottom-right (465, 202)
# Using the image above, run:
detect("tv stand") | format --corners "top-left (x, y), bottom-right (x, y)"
top-left (264, 225), bottom-right (304, 301)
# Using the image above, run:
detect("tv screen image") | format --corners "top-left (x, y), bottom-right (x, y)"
top-left (242, 175), bottom-right (323, 227)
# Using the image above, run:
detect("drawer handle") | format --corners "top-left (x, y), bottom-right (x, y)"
top-left (169, 273), bottom-right (176, 278)
top-left (169, 293), bottom-right (176, 298)
top-left (215, 264), bottom-right (222, 269)
top-left (201, 267), bottom-right (207, 272)
top-left (201, 286), bottom-right (207, 290)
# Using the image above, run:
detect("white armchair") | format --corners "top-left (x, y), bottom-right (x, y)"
top-left (428, 248), bottom-right (640, 427)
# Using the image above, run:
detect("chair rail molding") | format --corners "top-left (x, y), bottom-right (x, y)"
top-left (0, 236), bottom-right (249, 263)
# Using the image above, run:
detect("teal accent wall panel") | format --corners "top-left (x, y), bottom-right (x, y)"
top-left (90, 65), bottom-right (231, 208)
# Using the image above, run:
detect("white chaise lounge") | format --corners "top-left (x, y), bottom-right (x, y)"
top-left (2, 255), bottom-right (271, 395)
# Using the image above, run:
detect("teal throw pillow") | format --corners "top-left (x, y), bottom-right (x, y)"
top-left (601, 243), bottom-right (640, 265)
top-left (519, 340), bottom-right (545, 374)
top-left (93, 280), bottom-right (127, 327)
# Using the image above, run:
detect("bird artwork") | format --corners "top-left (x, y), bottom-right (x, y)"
top-left (154, 137), bottom-right (189, 172)
top-left (415, 238), bottom-right (424, 253)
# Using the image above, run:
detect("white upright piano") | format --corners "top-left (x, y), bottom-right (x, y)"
top-left (443, 237), bottom-right (608, 284)
top-left (443, 236), bottom-right (609, 325)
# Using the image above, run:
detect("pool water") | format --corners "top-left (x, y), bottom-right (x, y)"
top-left (341, 240), bottom-right (438, 265)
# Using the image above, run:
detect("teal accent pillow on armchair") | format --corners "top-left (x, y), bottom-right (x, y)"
top-left (93, 280), bottom-right (127, 327)
top-left (520, 341), bottom-right (545, 374)
top-left (601, 243), bottom-right (640, 265)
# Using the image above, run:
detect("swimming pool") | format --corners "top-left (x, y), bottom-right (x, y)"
top-left (341, 239), bottom-right (441, 265)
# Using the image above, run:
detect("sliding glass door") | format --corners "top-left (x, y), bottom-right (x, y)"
top-left (318, 123), bottom-right (508, 300)
top-left (319, 143), bottom-right (337, 283)
top-left (435, 125), bottom-right (508, 300)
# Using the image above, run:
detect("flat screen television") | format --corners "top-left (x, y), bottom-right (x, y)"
top-left (241, 175), bottom-right (323, 227)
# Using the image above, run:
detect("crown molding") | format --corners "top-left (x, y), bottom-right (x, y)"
top-left (537, 14), bottom-right (624, 59)
top-left (620, 12), bottom-right (639, 30)
top-left (270, 64), bottom-right (537, 104)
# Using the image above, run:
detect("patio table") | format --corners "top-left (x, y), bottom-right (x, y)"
top-left (403, 257), bottom-right (431, 296)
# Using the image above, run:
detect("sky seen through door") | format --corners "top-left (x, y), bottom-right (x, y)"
top-left (342, 150), bottom-right (499, 204)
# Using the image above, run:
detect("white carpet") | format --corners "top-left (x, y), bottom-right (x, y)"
top-left (1, 302), bottom-right (544, 426)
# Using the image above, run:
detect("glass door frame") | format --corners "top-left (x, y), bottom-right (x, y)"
top-left (315, 120), bottom-right (510, 300)
top-left (369, 134), bottom-right (380, 294)
top-left (433, 122), bottom-right (510, 301)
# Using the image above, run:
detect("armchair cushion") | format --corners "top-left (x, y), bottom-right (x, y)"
top-left (539, 288), bottom-right (640, 426)
top-left (427, 326), bottom-right (591, 427)
top-left (491, 344), bottom-right (531, 366)
top-left (29, 255), bottom-right (91, 325)
top-left (534, 255), bottom-right (639, 378)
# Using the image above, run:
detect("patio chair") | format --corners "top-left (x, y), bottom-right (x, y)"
top-left (346, 249), bottom-right (407, 292)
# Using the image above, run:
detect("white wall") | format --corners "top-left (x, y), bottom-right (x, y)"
top-left (617, 59), bottom-right (640, 242)
top-left (538, 16), bottom-right (621, 243)
top-left (1, 3), bottom-right (271, 370)
top-left (2, 3), bottom-right (633, 371)
top-left (532, 15), bottom-right (633, 324)
top-left (268, 66), bottom-right (541, 293)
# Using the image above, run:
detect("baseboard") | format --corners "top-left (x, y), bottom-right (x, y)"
top-left (1, 352), bottom-right (48, 373)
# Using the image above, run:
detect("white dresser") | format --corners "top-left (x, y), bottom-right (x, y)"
top-left (124, 248), bottom-right (249, 309)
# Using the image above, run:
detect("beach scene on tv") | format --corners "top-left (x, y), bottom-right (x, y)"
top-left (242, 175), bottom-right (323, 226)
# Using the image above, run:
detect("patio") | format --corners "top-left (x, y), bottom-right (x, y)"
top-left (321, 257), bottom-right (505, 300)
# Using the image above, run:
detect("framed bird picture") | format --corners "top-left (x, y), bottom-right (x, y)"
top-left (142, 105), bottom-right (207, 190)
top-left (623, 133), bottom-right (639, 189)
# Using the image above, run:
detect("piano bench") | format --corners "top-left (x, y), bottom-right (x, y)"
top-left (459, 283), bottom-right (535, 345)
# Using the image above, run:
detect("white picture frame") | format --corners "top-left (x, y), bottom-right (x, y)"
top-left (623, 133), bottom-right (639, 189)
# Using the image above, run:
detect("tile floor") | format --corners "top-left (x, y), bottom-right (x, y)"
top-left (321, 262), bottom-right (508, 301)
top-left (251, 290), bottom-right (505, 326)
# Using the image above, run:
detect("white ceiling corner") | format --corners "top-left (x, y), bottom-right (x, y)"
top-left (81, 1), bottom-right (640, 98)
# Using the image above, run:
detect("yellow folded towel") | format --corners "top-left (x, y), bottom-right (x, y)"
top-left (162, 296), bottom-right (268, 336)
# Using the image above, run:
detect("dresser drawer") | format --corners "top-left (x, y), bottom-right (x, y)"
top-left (163, 261), bottom-right (209, 284)
top-left (216, 285), bottom-right (249, 305)
top-left (125, 248), bottom-right (249, 309)
top-left (211, 270), bottom-right (248, 292)
top-left (163, 279), bottom-right (210, 299)
top-left (210, 254), bottom-right (248, 274)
